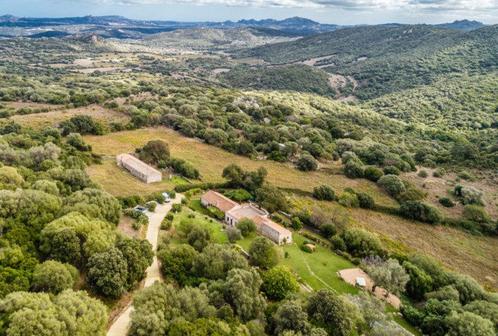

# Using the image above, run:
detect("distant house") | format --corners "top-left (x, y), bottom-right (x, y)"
top-left (116, 154), bottom-right (162, 184)
top-left (201, 190), bottom-right (292, 245)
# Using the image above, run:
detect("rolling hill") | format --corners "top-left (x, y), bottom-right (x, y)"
top-left (238, 24), bottom-right (498, 99)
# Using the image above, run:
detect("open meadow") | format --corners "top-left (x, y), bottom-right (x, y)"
top-left (84, 127), bottom-right (397, 207)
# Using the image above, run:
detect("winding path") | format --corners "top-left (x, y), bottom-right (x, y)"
top-left (107, 195), bottom-right (182, 336)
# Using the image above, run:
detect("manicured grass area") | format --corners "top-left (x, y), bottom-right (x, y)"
top-left (170, 207), bottom-right (228, 245)
top-left (239, 232), bottom-right (357, 294)
top-left (291, 195), bottom-right (498, 291)
top-left (84, 127), bottom-right (397, 207)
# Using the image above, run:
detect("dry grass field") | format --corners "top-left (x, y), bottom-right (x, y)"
top-left (10, 104), bottom-right (130, 129)
top-left (292, 197), bottom-right (498, 290)
top-left (84, 127), bottom-right (397, 207)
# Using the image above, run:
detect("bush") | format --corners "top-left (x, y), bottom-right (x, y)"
top-left (378, 175), bottom-right (406, 198)
top-left (341, 228), bottom-right (384, 258)
top-left (462, 205), bottom-right (490, 223)
top-left (320, 223), bottom-right (337, 239)
top-left (454, 185), bottom-right (483, 205)
top-left (171, 203), bottom-right (182, 213)
top-left (296, 153), bottom-right (319, 171)
top-left (383, 166), bottom-right (400, 175)
top-left (226, 227), bottom-right (242, 243)
top-left (418, 170), bottom-right (428, 178)
top-left (31, 261), bottom-right (78, 294)
top-left (146, 201), bottom-right (157, 212)
top-left (236, 218), bottom-right (257, 237)
top-left (344, 160), bottom-right (365, 178)
top-left (330, 235), bottom-right (346, 251)
top-left (338, 192), bottom-right (359, 208)
top-left (290, 217), bottom-right (303, 230)
top-left (223, 189), bottom-right (252, 202)
top-left (249, 237), bottom-right (278, 269)
top-left (364, 166), bottom-right (384, 182)
top-left (433, 168), bottom-right (446, 178)
top-left (356, 192), bottom-right (375, 209)
top-left (400, 201), bottom-right (442, 224)
top-left (161, 217), bottom-right (172, 231)
top-left (312, 185), bottom-right (335, 201)
top-left (439, 197), bottom-right (455, 208)
top-left (207, 206), bottom-right (224, 220)
top-left (261, 266), bottom-right (299, 301)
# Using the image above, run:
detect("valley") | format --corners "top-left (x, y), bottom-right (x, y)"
top-left (0, 12), bottom-right (496, 336)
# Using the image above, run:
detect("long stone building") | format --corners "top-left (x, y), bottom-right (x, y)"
top-left (201, 190), bottom-right (292, 245)
top-left (116, 153), bottom-right (162, 184)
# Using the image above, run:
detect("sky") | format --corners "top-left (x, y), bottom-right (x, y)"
top-left (0, 0), bottom-right (497, 25)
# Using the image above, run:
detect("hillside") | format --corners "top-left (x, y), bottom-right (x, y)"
top-left (142, 27), bottom-right (297, 51)
top-left (219, 64), bottom-right (336, 97)
top-left (364, 73), bottom-right (498, 131)
top-left (238, 24), bottom-right (498, 99)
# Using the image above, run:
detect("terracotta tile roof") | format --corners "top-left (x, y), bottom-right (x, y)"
top-left (201, 190), bottom-right (238, 213)
top-left (256, 215), bottom-right (292, 236)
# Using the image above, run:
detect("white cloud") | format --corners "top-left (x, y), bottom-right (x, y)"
top-left (93, 0), bottom-right (498, 10)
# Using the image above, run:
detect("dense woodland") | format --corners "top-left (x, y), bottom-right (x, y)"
top-left (0, 18), bottom-right (496, 336)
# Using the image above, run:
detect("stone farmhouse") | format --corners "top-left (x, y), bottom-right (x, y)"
top-left (201, 190), bottom-right (292, 245)
top-left (116, 154), bottom-right (162, 184)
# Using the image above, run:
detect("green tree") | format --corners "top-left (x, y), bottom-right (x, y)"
top-left (157, 244), bottom-right (198, 286)
top-left (403, 261), bottom-right (433, 300)
top-left (262, 266), bottom-right (299, 301)
top-left (297, 153), bottom-right (318, 171)
top-left (377, 175), bottom-right (406, 198)
top-left (236, 218), bottom-right (256, 237)
top-left (445, 312), bottom-right (494, 336)
top-left (87, 247), bottom-right (128, 298)
top-left (62, 188), bottom-right (122, 224)
top-left (193, 244), bottom-right (249, 280)
top-left (187, 226), bottom-right (212, 252)
top-left (273, 300), bottom-right (311, 335)
top-left (31, 260), bottom-right (78, 294)
top-left (116, 238), bottom-right (153, 288)
top-left (136, 139), bottom-right (170, 165)
top-left (312, 185), bottom-right (335, 201)
top-left (255, 186), bottom-right (288, 213)
top-left (340, 228), bottom-right (384, 258)
top-left (307, 289), bottom-right (363, 336)
top-left (463, 300), bottom-right (498, 330)
top-left (363, 257), bottom-right (409, 296)
top-left (249, 237), bottom-right (278, 270)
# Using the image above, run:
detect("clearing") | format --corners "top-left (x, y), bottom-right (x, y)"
top-left (84, 127), bottom-right (396, 208)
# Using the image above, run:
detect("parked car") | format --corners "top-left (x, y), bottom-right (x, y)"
top-left (134, 205), bottom-right (147, 213)
top-left (162, 192), bottom-right (171, 203)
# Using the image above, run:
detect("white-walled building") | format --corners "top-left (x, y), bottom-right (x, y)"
top-left (116, 154), bottom-right (162, 184)
top-left (200, 190), bottom-right (292, 245)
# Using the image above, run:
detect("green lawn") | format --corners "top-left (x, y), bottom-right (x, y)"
top-left (170, 206), bottom-right (228, 245)
top-left (239, 232), bottom-right (357, 294)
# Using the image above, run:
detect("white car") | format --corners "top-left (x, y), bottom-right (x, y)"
top-left (162, 192), bottom-right (171, 203)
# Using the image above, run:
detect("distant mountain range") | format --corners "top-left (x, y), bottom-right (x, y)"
top-left (0, 15), bottom-right (487, 39)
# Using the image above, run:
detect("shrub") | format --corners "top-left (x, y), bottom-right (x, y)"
top-left (400, 201), bottom-right (442, 224)
top-left (433, 168), bottom-right (446, 178)
top-left (146, 201), bottom-right (157, 212)
top-left (290, 217), bottom-right (303, 230)
top-left (383, 166), bottom-right (400, 175)
top-left (226, 227), bottom-right (242, 243)
top-left (378, 175), bottom-right (406, 198)
top-left (249, 237), bottom-right (278, 269)
top-left (171, 203), bottom-right (182, 213)
top-left (344, 160), bottom-right (364, 178)
top-left (161, 217), bottom-right (172, 231)
top-left (330, 235), bottom-right (346, 251)
top-left (338, 192), bottom-right (359, 208)
top-left (439, 197), bottom-right (455, 208)
top-left (320, 223), bottom-right (337, 239)
top-left (454, 185), bottom-right (483, 205)
top-left (31, 261), bottom-right (78, 294)
top-left (261, 266), bottom-right (299, 301)
top-left (418, 170), bottom-right (428, 178)
top-left (341, 228), bottom-right (384, 258)
top-left (462, 205), bottom-right (490, 223)
top-left (296, 153), bottom-right (318, 171)
top-left (364, 166), bottom-right (384, 182)
top-left (207, 206), bottom-right (224, 220)
top-left (312, 185), bottom-right (335, 201)
top-left (223, 189), bottom-right (252, 202)
top-left (236, 218), bottom-right (257, 237)
top-left (457, 170), bottom-right (475, 181)
top-left (356, 192), bottom-right (375, 209)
